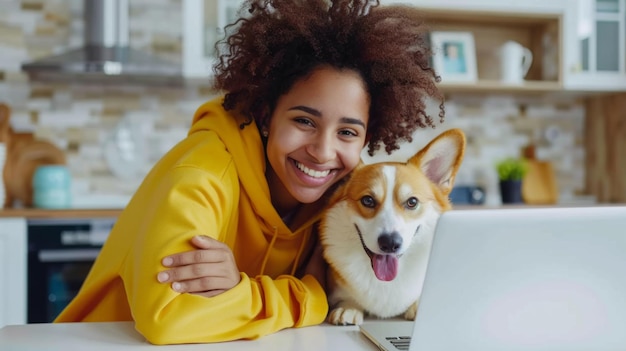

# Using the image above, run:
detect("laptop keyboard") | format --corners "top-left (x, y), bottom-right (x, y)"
top-left (386, 336), bottom-right (411, 350)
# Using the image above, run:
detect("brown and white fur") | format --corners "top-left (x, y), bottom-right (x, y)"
top-left (320, 128), bottom-right (465, 325)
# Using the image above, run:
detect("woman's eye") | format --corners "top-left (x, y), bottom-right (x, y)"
top-left (360, 195), bottom-right (376, 208)
top-left (338, 129), bottom-right (357, 137)
top-left (294, 118), bottom-right (314, 127)
top-left (405, 197), bottom-right (419, 209)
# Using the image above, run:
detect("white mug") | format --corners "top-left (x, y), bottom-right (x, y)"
top-left (500, 41), bottom-right (533, 84)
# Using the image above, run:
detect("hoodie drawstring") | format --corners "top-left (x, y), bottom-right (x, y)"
top-left (259, 226), bottom-right (278, 276)
top-left (258, 225), bottom-right (312, 277)
top-left (290, 229), bottom-right (311, 276)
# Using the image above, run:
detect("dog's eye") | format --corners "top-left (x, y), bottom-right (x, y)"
top-left (360, 195), bottom-right (376, 208)
top-left (405, 197), bottom-right (419, 210)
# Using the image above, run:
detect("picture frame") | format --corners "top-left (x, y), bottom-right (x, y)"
top-left (430, 31), bottom-right (478, 83)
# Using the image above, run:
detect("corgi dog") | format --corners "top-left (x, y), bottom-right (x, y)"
top-left (320, 128), bottom-right (465, 325)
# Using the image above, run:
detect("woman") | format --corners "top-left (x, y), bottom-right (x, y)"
top-left (55, 0), bottom-right (443, 344)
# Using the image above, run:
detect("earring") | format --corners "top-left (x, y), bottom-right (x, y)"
top-left (261, 129), bottom-right (269, 138)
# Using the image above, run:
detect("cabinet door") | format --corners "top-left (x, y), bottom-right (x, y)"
top-left (0, 218), bottom-right (27, 328)
top-left (182, 0), bottom-right (244, 79)
top-left (566, 0), bottom-right (626, 91)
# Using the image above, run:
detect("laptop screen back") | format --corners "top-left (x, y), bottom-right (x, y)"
top-left (410, 206), bottom-right (626, 351)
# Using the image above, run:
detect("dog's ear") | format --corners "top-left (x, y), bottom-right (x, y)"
top-left (408, 129), bottom-right (466, 194)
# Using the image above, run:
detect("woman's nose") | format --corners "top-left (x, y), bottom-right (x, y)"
top-left (306, 133), bottom-right (336, 163)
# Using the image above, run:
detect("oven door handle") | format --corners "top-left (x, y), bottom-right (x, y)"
top-left (38, 249), bottom-right (101, 262)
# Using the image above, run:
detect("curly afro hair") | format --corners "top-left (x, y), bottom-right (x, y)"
top-left (213, 0), bottom-right (444, 156)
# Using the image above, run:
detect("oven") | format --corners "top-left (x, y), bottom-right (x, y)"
top-left (27, 217), bottom-right (115, 323)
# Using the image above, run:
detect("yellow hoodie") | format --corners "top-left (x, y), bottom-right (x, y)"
top-left (54, 97), bottom-right (329, 344)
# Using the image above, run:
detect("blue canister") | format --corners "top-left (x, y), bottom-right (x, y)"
top-left (32, 165), bottom-right (72, 209)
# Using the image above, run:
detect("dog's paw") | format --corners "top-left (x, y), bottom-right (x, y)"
top-left (327, 307), bottom-right (364, 325)
top-left (403, 301), bottom-right (418, 321)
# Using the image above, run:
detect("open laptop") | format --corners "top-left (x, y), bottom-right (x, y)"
top-left (360, 206), bottom-right (626, 351)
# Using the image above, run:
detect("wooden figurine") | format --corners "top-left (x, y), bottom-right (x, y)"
top-left (0, 104), bottom-right (66, 208)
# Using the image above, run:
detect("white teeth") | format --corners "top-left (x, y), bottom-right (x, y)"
top-left (296, 161), bottom-right (330, 178)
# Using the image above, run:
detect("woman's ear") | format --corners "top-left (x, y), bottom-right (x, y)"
top-left (257, 105), bottom-right (271, 138)
top-left (258, 105), bottom-right (271, 128)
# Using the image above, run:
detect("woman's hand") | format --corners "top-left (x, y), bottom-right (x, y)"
top-left (157, 235), bottom-right (241, 298)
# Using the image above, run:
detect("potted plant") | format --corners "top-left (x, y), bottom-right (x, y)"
top-left (496, 157), bottom-right (528, 204)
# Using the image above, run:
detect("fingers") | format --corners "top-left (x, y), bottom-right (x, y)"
top-left (157, 236), bottom-right (241, 297)
top-left (159, 262), bottom-right (232, 282)
top-left (158, 264), bottom-right (240, 296)
top-left (170, 276), bottom-right (238, 294)
top-left (162, 238), bottom-right (230, 267)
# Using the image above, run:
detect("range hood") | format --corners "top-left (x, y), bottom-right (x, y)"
top-left (22, 0), bottom-right (184, 85)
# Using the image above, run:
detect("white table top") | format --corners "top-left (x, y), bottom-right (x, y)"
top-left (0, 321), bottom-right (379, 351)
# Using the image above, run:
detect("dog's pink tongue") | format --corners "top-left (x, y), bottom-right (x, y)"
top-left (372, 254), bottom-right (398, 281)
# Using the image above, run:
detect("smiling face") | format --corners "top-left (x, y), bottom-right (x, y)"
top-left (264, 66), bottom-right (370, 215)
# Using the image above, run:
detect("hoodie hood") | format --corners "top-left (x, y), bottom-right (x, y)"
top-left (189, 97), bottom-right (325, 239)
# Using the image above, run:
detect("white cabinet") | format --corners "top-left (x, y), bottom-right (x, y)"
top-left (0, 217), bottom-right (27, 328)
top-left (566, 0), bottom-right (626, 91)
top-left (182, 0), bottom-right (244, 79)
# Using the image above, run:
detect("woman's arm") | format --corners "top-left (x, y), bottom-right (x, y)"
top-left (161, 231), bottom-right (328, 297)
top-left (124, 165), bottom-right (328, 344)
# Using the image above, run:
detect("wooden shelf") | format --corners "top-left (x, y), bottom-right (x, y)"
top-left (438, 79), bottom-right (562, 94)
top-left (420, 8), bottom-right (563, 94)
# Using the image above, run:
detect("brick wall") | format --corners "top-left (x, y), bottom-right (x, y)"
top-left (364, 94), bottom-right (587, 206)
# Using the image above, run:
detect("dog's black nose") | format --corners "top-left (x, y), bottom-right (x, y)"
top-left (378, 232), bottom-right (402, 253)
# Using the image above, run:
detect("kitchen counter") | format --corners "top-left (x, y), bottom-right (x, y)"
top-left (0, 205), bottom-right (530, 219)
top-left (0, 202), bottom-right (611, 219)
top-left (0, 321), bottom-right (377, 351)
top-left (0, 208), bottom-right (123, 219)
top-left (0, 193), bottom-right (129, 218)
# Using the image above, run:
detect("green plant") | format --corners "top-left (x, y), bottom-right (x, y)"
top-left (496, 157), bottom-right (528, 181)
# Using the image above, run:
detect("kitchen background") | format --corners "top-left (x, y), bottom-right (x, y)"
top-left (0, 0), bottom-right (589, 208)
top-left (4, 0), bottom-right (625, 330)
